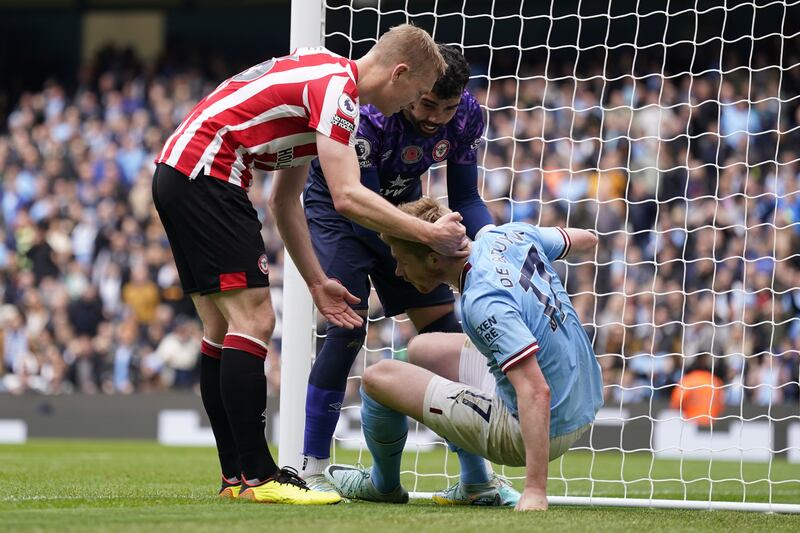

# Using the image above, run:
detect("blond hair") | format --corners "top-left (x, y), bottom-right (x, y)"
top-left (382, 197), bottom-right (451, 257)
top-left (372, 24), bottom-right (446, 79)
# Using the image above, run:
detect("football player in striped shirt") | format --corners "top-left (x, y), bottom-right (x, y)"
top-left (152, 25), bottom-right (469, 505)
top-left (301, 44), bottom-right (519, 505)
top-left (323, 197), bottom-right (604, 511)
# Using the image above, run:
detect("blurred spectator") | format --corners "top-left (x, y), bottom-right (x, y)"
top-left (122, 262), bottom-right (159, 325)
top-left (64, 336), bottom-right (103, 394)
top-left (669, 354), bottom-right (725, 426)
top-left (112, 317), bottom-right (139, 394)
top-left (153, 315), bottom-right (200, 388)
top-left (67, 285), bottom-right (104, 338)
top-left (1, 304), bottom-right (30, 393)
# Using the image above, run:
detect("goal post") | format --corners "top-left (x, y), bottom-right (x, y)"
top-left (278, 0), bottom-right (324, 471)
top-left (286, 0), bottom-right (800, 512)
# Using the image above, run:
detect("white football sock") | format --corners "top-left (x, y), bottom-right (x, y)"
top-left (301, 455), bottom-right (330, 477)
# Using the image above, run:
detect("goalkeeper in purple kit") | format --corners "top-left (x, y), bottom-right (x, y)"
top-left (301, 44), bottom-right (520, 505)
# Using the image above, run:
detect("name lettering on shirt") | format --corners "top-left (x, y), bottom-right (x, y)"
top-left (488, 230), bottom-right (527, 287)
top-left (275, 147), bottom-right (294, 169)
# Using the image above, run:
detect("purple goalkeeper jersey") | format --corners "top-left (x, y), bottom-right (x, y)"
top-left (306, 89), bottom-right (484, 209)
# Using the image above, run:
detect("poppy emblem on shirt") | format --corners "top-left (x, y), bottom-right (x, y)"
top-left (433, 140), bottom-right (451, 162)
top-left (338, 94), bottom-right (358, 118)
top-left (258, 254), bottom-right (270, 275)
top-left (401, 145), bottom-right (423, 164)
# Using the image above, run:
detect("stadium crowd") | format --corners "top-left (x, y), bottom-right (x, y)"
top-left (1, 46), bottom-right (798, 408)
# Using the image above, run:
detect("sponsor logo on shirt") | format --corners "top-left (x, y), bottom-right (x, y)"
top-left (338, 94), bottom-right (358, 118)
top-left (432, 139), bottom-right (451, 162)
top-left (469, 137), bottom-right (482, 151)
top-left (380, 174), bottom-right (413, 197)
top-left (475, 314), bottom-right (503, 345)
top-left (331, 114), bottom-right (355, 133)
top-left (401, 145), bottom-right (423, 164)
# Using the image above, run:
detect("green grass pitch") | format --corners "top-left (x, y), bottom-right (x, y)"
top-left (1, 440), bottom-right (799, 531)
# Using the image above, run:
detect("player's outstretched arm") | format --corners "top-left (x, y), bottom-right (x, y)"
top-left (563, 228), bottom-right (598, 255)
top-left (269, 164), bottom-right (363, 329)
top-left (446, 162), bottom-right (493, 240)
top-left (505, 355), bottom-right (551, 511)
top-left (316, 133), bottom-right (469, 257)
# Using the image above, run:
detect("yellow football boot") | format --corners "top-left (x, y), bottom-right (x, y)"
top-left (238, 467), bottom-right (342, 505)
top-left (218, 476), bottom-right (242, 499)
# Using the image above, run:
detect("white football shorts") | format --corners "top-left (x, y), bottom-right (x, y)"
top-left (422, 337), bottom-right (589, 466)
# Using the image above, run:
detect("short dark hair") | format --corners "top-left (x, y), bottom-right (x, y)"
top-left (431, 44), bottom-right (470, 100)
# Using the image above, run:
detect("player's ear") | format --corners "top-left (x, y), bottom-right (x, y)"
top-left (426, 251), bottom-right (440, 270)
top-left (391, 63), bottom-right (410, 82)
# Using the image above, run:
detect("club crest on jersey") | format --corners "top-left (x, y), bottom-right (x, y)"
top-left (258, 254), bottom-right (270, 275)
top-left (432, 139), bottom-right (451, 162)
top-left (401, 145), bottom-right (423, 164)
top-left (338, 94), bottom-right (358, 118)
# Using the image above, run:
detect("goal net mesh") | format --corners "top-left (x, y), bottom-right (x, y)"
top-left (316, 0), bottom-right (800, 506)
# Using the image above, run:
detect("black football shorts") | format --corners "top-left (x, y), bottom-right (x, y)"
top-left (152, 163), bottom-right (270, 295)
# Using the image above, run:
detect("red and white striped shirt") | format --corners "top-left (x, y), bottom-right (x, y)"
top-left (156, 47), bottom-right (359, 189)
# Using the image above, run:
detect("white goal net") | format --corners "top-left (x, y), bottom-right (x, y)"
top-left (286, 0), bottom-right (800, 512)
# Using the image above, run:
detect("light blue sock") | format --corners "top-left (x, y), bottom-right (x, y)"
top-left (449, 441), bottom-right (490, 485)
top-left (359, 386), bottom-right (407, 493)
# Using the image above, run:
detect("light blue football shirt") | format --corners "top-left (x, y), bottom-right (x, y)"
top-left (459, 223), bottom-right (604, 438)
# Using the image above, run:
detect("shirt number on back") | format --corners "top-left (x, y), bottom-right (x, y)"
top-left (519, 245), bottom-right (563, 330)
